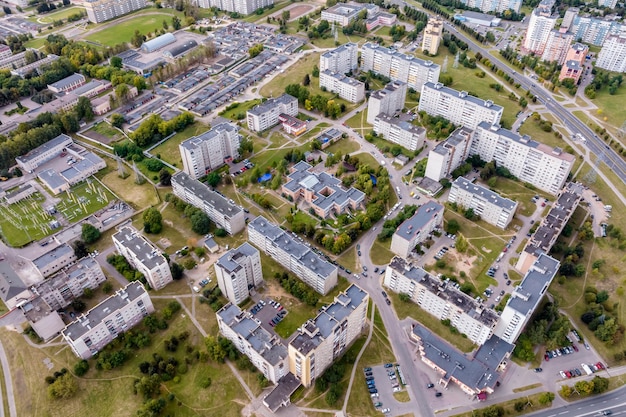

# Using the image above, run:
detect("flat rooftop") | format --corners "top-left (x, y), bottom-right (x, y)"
top-left (508, 253), bottom-right (559, 316)
top-left (394, 200), bottom-right (444, 242)
top-left (15, 133), bottom-right (72, 165)
top-left (112, 226), bottom-right (167, 270)
top-left (431, 126), bottom-right (473, 156)
top-left (248, 94), bottom-right (296, 116)
top-left (171, 171), bottom-right (243, 219)
top-left (424, 82), bottom-right (504, 112)
top-left (32, 243), bottom-right (74, 271)
top-left (452, 177), bottom-right (517, 211)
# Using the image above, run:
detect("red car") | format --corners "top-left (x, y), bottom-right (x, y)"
top-left (596, 362), bottom-right (605, 370)
top-left (565, 371), bottom-right (572, 378)
top-left (572, 344), bottom-right (579, 352)
top-left (544, 354), bottom-right (550, 361)
top-left (503, 247), bottom-right (508, 253)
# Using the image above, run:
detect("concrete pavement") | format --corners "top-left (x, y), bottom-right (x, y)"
top-left (0, 340), bottom-right (17, 417)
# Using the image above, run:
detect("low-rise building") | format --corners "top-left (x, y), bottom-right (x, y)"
top-left (315, 128), bottom-right (343, 149)
top-left (47, 73), bottom-right (86, 93)
top-left (15, 133), bottom-right (73, 173)
top-left (33, 243), bottom-right (77, 279)
top-left (367, 80), bottom-right (407, 124)
top-left (215, 243), bottom-right (263, 305)
top-left (422, 16), bottom-right (444, 55)
top-left (0, 259), bottom-right (31, 310)
top-left (559, 43), bottom-right (588, 83)
top-left (449, 177), bottom-right (518, 229)
top-left (390, 201), bottom-right (444, 258)
top-left (179, 122), bottom-right (241, 180)
top-left (319, 70), bottom-right (365, 103)
top-left (38, 152), bottom-right (106, 195)
top-left (278, 114), bottom-right (307, 136)
top-left (373, 113), bottom-right (426, 151)
top-left (321, 2), bottom-right (379, 26)
top-left (424, 127), bottom-right (473, 181)
top-left (247, 94), bottom-right (298, 132)
top-left (454, 10), bottom-right (503, 25)
top-left (10, 54), bottom-right (59, 78)
top-left (4, 183), bottom-right (37, 204)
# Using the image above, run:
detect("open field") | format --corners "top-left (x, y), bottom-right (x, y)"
top-left (88, 122), bottom-right (122, 141)
top-left (518, 116), bottom-right (573, 150)
top-left (0, 192), bottom-right (55, 247)
top-left (370, 239), bottom-right (394, 266)
top-left (97, 159), bottom-right (160, 209)
top-left (151, 123), bottom-right (209, 169)
top-left (84, 12), bottom-right (184, 46)
top-left (590, 85), bottom-right (626, 132)
top-left (219, 99), bottom-right (261, 121)
top-left (24, 37), bottom-right (47, 49)
top-left (324, 137), bottom-right (361, 155)
top-left (28, 6), bottom-right (85, 23)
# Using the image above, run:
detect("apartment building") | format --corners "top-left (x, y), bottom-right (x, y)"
top-left (319, 70), bottom-right (365, 103)
top-left (0, 49), bottom-right (28, 71)
top-left (247, 94), bottom-right (298, 132)
top-left (418, 82), bottom-right (503, 130)
top-left (0, 45), bottom-right (11, 60)
top-left (215, 243), bottom-right (263, 305)
top-left (373, 113), bottom-right (426, 151)
top-left (288, 284), bottom-right (368, 387)
top-left (598, 0), bottom-right (617, 8)
top-left (390, 201), bottom-right (444, 258)
top-left (367, 80), bottom-right (407, 124)
top-left (321, 2), bottom-right (379, 26)
top-left (171, 171), bottom-right (245, 235)
top-left (180, 122), bottom-right (241, 179)
top-left (33, 243), bottom-right (77, 279)
top-left (461, 0), bottom-right (521, 13)
top-left (248, 216), bottom-right (338, 295)
top-left (424, 127), bottom-right (473, 181)
top-left (385, 257), bottom-right (499, 345)
top-left (449, 177), bottom-right (518, 229)
top-left (570, 15), bottom-right (623, 46)
top-left (319, 43), bottom-right (358, 75)
top-left (522, 5), bottom-right (557, 55)
top-left (561, 7), bottom-right (578, 30)
top-left (62, 282), bottom-right (154, 359)
top-left (15, 133), bottom-right (73, 173)
top-left (597, 34), bottom-right (626, 73)
top-left (11, 54), bottom-right (59, 78)
top-left (361, 43), bottom-right (441, 92)
top-left (194, 0), bottom-right (274, 15)
top-left (559, 43), bottom-right (588, 83)
top-left (112, 226), bottom-right (173, 291)
top-left (422, 17), bottom-right (444, 55)
top-left (493, 253), bottom-right (559, 344)
top-left (471, 122), bottom-right (574, 195)
top-left (496, 0), bottom-right (522, 12)
top-left (218, 303), bottom-right (288, 383)
top-left (541, 29), bottom-right (574, 64)
top-left (84, 0), bottom-right (147, 23)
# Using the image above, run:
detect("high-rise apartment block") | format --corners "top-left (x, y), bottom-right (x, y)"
top-left (247, 216), bottom-right (338, 295)
top-left (179, 122), bottom-right (241, 180)
top-left (319, 43), bottom-right (358, 75)
top-left (596, 34), bottom-right (626, 73)
top-left (193, 0), bottom-right (274, 15)
top-left (373, 113), bottom-right (426, 151)
top-left (361, 43), bottom-right (440, 92)
top-left (319, 70), bottom-right (365, 103)
top-left (214, 243), bottom-right (263, 305)
top-left (367, 80), bottom-right (407, 124)
top-left (522, 5), bottom-right (557, 55)
top-left (425, 127), bottom-right (473, 181)
top-left (84, 0), bottom-right (147, 23)
top-left (418, 82), bottom-right (503, 130)
top-left (113, 226), bottom-right (173, 291)
top-left (288, 284), bottom-right (368, 387)
top-left (561, 7), bottom-right (578, 30)
top-left (461, 0), bottom-right (521, 13)
top-left (559, 43), bottom-right (588, 83)
top-left (390, 201), bottom-right (444, 258)
top-left (541, 29), bottom-right (574, 64)
top-left (247, 94), bottom-right (298, 132)
top-left (449, 177), bottom-right (518, 229)
top-left (597, 0), bottom-right (617, 9)
top-left (422, 17), bottom-right (444, 55)
top-left (569, 15), bottom-right (623, 46)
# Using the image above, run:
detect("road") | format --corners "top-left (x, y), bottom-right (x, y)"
top-left (528, 384), bottom-right (626, 417)
top-left (0, 340), bottom-right (17, 417)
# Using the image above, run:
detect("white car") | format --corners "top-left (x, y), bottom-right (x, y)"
top-left (382, 408), bottom-right (391, 414)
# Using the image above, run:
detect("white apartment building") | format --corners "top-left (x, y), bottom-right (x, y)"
top-left (425, 126), bottom-right (473, 181)
top-left (462, 0), bottom-right (521, 13)
top-left (361, 43), bottom-right (441, 92)
top-left (112, 226), bottom-right (173, 291)
top-left (180, 122), bottom-right (241, 180)
top-left (320, 43), bottom-right (358, 75)
top-left (390, 201), bottom-right (444, 258)
top-left (248, 216), bottom-right (338, 295)
top-left (0, 45), bottom-right (11, 61)
top-left (84, 0), bottom-right (147, 23)
top-left (419, 82), bottom-right (503, 130)
top-left (319, 70), bottom-right (365, 103)
top-left (62, 282), bottom-right (154, 359)
top-left (598, 0), bottom-right (617, 8)
top-left (367, 80), bottom-right (407, 124)
top-left (522, 5), bottom-right (557, 55)
top-left (0, 50), bottom-right (28, 71)
top-left (373, 113), bottom-right (426, 151)
top-left (541, 29), bottom-right (574, 64)
top-left (15, 133), bottom-right (73, 173)
top-left (496, 0), bottom-right (522, 12)
top-left (194, 0), bottom-right (273, 15)
top-left (471, 122), bottom-right (574, 195)
top-left (288, 284), bottom-right (368, 387)
top-left (171, 171), bottom-right (245, 234)
top-left (597, 34), bottom-right (626, 73)
top-left (449, 177), bottom-right (518, 229)
top-left (384, 257), bottom-right (499, 345)
top-left (562, 7), bottom-right (578, 30)
top-left (570, 15), bottom-right (623, 46)
top-left (422, 17), bottom-right (444, 55)
top-left (247, 94), bottom-right (298, 132)
top-left (215, 243), bottom-right (263, 305)
top-left (217, 303), bottom-right (288, 383)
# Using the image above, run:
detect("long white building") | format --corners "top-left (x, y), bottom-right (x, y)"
top-left (15, 134), bottom-right (73, 173)
top-left (449, 177), bottom-right (518, 229)
top-left (320, 43), bottom-right (358, 75)
top-left (596, 34), bottom-right (626, 73)
top-left (215, 243), bottom-right (263, 305)
top-left (84, 0), bottom-right (147, 23)
top-left (180, 122), bottom-right (241, 180)
top-left (194, 0), bottom-right (274, 15)
top-left (390, 201), bottom-right (444, 258)
top-left (424, 126), bottom-right (473, 181)
top-left (247, 216), bottom-right (337, 295)
top-left (361, 43), bottom-right (440, 92)
top-left (462, 0), bottom-right (521, 13)
top-left (374, 113), bottom-right (426, 151)
top-left (247, 94), bottom-right (298, 132)
top-left (367, 80), bottom-right (407, 124)
top-left (319, 70), bottom-right (365, 103)
top-left (418, 82), bottom-right (503, 130)
top-left (522, 5), bottom-right (557, 55)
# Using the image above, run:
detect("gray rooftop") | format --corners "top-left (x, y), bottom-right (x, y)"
top-left (460, 10), bottom-right (500, 22)
top-left (71, 79), bottom-right (109, 96)
top-left (248, 94), bottom-right (297, 117)
top-left (424, 82), bottom-right (504, 112)
top-left (171, 171), bottom-right (243, 219)
top-left (507, 253), bottom-right (559, 315)
top-left (216, 242), bottom-right (258, 274)
top-left (362, 43), bottom-right (440, 70)
top-left (263, 373), bottom-right (302, 412)
top-left (321, 70), bottom-right (364, 86)
top-left (375, 113), bottom-right (426, 135)
top-left (321, 42), bottom-right (357, 59)
top-left (452, 177), bottom-right (517, 211)
top-left (48, 73), bottom-right (85, 90)
top-left (15, 133), bottom-right (72, 165)
top-left (180, 122), bottom-right (239, 152)
top-left (370, 80), bottom-right (406, 101)
top-left (39, 169), bottom-right (66, 190)
top-left (33, 243), bottom-right (74, 270)
top-left (394, 201), bottom-right (444, 243)
top-left (0, 260), bottom-right (28, 303)
top-left (431, 126), bottom-right (473, 156)
top-left (113, 226), bottom-right (168, 270)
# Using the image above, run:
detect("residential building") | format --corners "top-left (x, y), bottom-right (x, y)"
top-left (15, 133), bottom-right (73, 173)
top-left (194, 0), bottom-right (274, 15)
top-left (373, 113), bottom-right (426, 151)
top-left (321, 2), bottom-right (379, 26)
top-left (460, 0), bottom-right (519, 14)
top-left (62, 282), bottom-right (154, 359)
top-left (561, 7), bottom-right (578, 30)
top-left (47, 73), bottom-right (86, 93)
top-left (33, 243), bottom-right (77, 279)
top-left (494, 254), bottom-right (560, 344)
top-left (569, 15), bottom-right (623, 46)
top-left (422, 16), bottom-right (444, 55)
top-left (248, 216), bottom-right (338, 295)
top-left (419, 82), bottom-right (503, 130)
top-left (598, 0), bottom-right (617, 8)
top-left (319, 70), bottom-right (365, 103)
top-left (214, 243), bottom-right (263, 305)
top-left (112, 226), bottom-right (173, 291)
top-left (386, 257), bottom-right (499, 345)
top-left (319, 43), bottom-right (358, 75)
top-left (522, 5), bottom-right (557, 55)
top-left (84, 0), bottom-right (147, 23)
top-left (495, 0), bottom-right (521, 13)
top-left (247, 94), bottom-right (298, 132)
top-left (288, 284), bottom-right (368, 387)
top-left (390, 201), bottom-right (444, 258)
top-left (171, 171), bottom-right (246, 234)
top-left (11, 54), bottom-right (59, 78)
top-left (361, 43), bottom-right (441, 92)
top-left (541, 29), bottom-right (574, 64)
top-left (471, 122), bottom-right (574, 195)
top-left (596, 34), bottom-right (626, 73)
top-left (367, 80), bottom-right (407, 124)
top-left (454, 11), bottom-right (502, 26)
top-left (559, 43), bottom-right (588, 83)
top-left (217, 303), bottom-right (288, 383)
top-left (449, 177), bottom-right (518, 229)
top-left (424, 126), bottom-right (473, 181)
top-left (180, 122), bottom-right (241, 180)
top-left (281, 161), bottom-right (366, 219)
top-left (0, 45), bottom-right (11, 61)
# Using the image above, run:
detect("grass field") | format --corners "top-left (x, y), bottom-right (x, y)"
top-left (219, 99), bottom-right (261, 121)
top-left (97, 159), bottom-right (160, 209)
top-left (24, 37), bottom-right (48, 49)
top-left (590, 85), bottom-right (626, 132)
top-left (84, 12), bottom-right (184, 46)
top-left (151, 123), bottom-right (209, 168)
top-left (29, 6), bottom-right (85, 23)
top-left (323, 138), bottom-right (361, 155)
top-left (57, 179), bottom-right (116, 222)
top-left (89, 122), bottom-right (121, 140)
top-left (451, 392), bottom-right (553, 417)
top-left (370, 239), bottom-right (394, 266)
top-left (518, 116), bottom-right (572, 150)
top-left (0, 192), bottom-right (55, 247)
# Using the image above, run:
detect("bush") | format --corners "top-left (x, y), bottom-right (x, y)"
top-left (74, 360), bottom-right (89, 376)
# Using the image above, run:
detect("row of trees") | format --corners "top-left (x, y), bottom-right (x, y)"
top-left (285, 83), bottom-right (345, 119)
top-left (131, 112), bottom-right (195, 147)
top-left (274, 271), bottom-right (319, 306)
top-left (164, 193), bottom-right (213, 235)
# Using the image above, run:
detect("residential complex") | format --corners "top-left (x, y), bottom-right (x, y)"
top-left (522, 5), bottom-right (557, 55)
top-left (248, 216), bottom-right (338, 295)
top-left (449, 177), bottom-right (518, 229)
top-left (373, 113), bottom-right (426, 151)
top-left (367, 80), bottom-right (407, 124)
top-left (321, 2), bottom-right (379, 26)
top-left (15, 133), bottom-right (73, 173)
top-left (171, 171), bottom-right (246, 235)
top-left (570, 15), bottom-right (623, 46)
top-left (179, 122), bottom-right (241, 179)
top-left (214, 243), bottom-right (264, 305)
top-left (424, 127), bottom-right (473, 181)
top-left (596, 34), bottom-right (626, 73)
top-left (385, 257), bottom-right (499, 345)
top-left (419, 82), bottom-right (503, 130)
top-left (194, 0), bottom-right (274, 15)
top-left (288, 284), bottom-right (368, 387)
top-left (422, 17), bottom-right (444, 55)
top-left (460, 0), bottom-right (521, 14)
top-left (319, 43), bottom-right (358, 75)
top-left (247, 94), bottom-right (298, 132)
top-left (62, 282), bottom-right (154, 359)
top-left (319, 70), bottom-right (365, 103)
top-left (361, 43), bottom-right (441, 92)
top-left (390, 201), bottom-right (444, 258)
top-left (84, 0), bottom-right (147, 23)
top-left (559, 43), bottom-right (588, 83)
top-left (32, 243), bottom-right (77, 278)
top-left (541, 29), bottom-right (574, 65)
top-left (112, 226), bottom-right (173, 291)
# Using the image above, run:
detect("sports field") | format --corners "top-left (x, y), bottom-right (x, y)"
top-left (84, 12), bottom-right (183, 46)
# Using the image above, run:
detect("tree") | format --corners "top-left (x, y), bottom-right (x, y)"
top-left (248, 43), bottom-right (264, 58)
top-left (399, 293), bottom-right (411, 302)
top-left (303, 73), bottom-right (310, 86)
top-left (206, 172), bottom-right (221, 187)
top-left (74, 360), bottom-right (89, 376)
top-left (115, 83), bottom-right (130, 104)
top-left (131, 30), bottom-right (146, 47)
top-left (238, 136), bottom-right (253, 155)
top-left (455, 234), bottom-right (468, 253)
top-left (143, 207), bottom-right (163, 234)
top-left (81, 223), bottom-right (101, 244)
top-left (71, 299), bottom-right (86, 312)
top-left (464, 207), bottom-right (476, 220)
top-left (73, 240), bottom-right (89, 258)
top-left (538, 392), bottom-right (555, 405)
top-left (446, 219), bottom-right (460, 234)
top-left (159, 168), bottom-right (171, 186)
top-left (110, 113), bottom-right (125, 128)
top-left (75, 96), bottom-right (94, 121)
top-left (170, 262), bottom-right (184, 280)
top-left (190, 211), bottom-right (211, 234)
top-left (47, 373), bottom-right (78, 399)
top-left (172, 16), bottom-right (181, 30)
top-left (110, 56), bottom-right (122, 68)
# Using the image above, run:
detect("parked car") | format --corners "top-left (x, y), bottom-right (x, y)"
top-left (534, 368), bottom-right (542, 373)
top-left (435, 392), bottom-right (442, 397)
top-left (427, 383), bottom-right (434, 388)
top-left (384, 363), bottom-right (393, 368)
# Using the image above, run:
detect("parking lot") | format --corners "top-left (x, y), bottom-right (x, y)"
top-left (362, 363), bottom-right (408, 415)
top-left (249, 298), bottom-right (288, 335)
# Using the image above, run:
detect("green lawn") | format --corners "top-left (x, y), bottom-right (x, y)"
top-left (84, 13), bottom-right (184, 46)
top-left (97, 157), bottom-right (160, 209)
top-left (488, 177), bottom-right (540, 217)
top-left (323, 137), bottom-right (360, 155)
top-left (31, 6), bottom-right (85, 23)
top-left (337, 247), bottom-right (358, 272)
top-left (24, 37), bottom-right (48, 49)
top-left (345, 110), bottom-right (370, 131)
top-left (590, 85), bottom-right (626, 132)
top-left (518, 116), bottom-right (572, 150)
top-left (89, 122), bottom-right (122, 139)
top-left (151, 123), bottom-right (209, 168)
top-left (0, 192), bottom-right (55, 247)
top-left (219, 99), bottom-right (261, 121)
top-left (370, 239), bottom-right (394, 266)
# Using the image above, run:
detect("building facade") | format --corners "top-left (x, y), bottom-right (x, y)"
top-left (319, 43), bottom-right (358, 75)
top-left (373, 113), bottom-right (426, 151)
top-left (15, 133), bottom-right (73, 173)
top-left (541, 29), bottom-right (574, 64)
top-left (390, 201), bottom-right (444, 258)
top-left (422, 17), bottom-right (444, 55)
top-left (559, 43), bottom-right (588, 83)
top-left (367, 80), bottom-right (407, 124)
top-left (180, 122), bottom-right (241, 179)
top-left (449, 177), bottom-right (518, 229)
top-left (247, 94), bottom-right (298, 132)
top-left (596, 34), bottom-right (626, 73)
top-left (215, 243), bottom-right (263, 305)
top-left (47, 73), bottom-right (86, 93)
top-left (84, 0), bottom-right (147, 23)
top-left (195, 0), bottom-right (274, 15)
top-left (321, 2), bottom-right (379, 26)
top-left (569, 15), bottom-right (623, 46)
top-left (522, 5), bottom-right (557, 55)
top-left (33, 243), bottom-right (77, 278)
top-left (319, 70), bottom-right (365, 103)
top-left (424, 126), bottom-right (473, 181)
